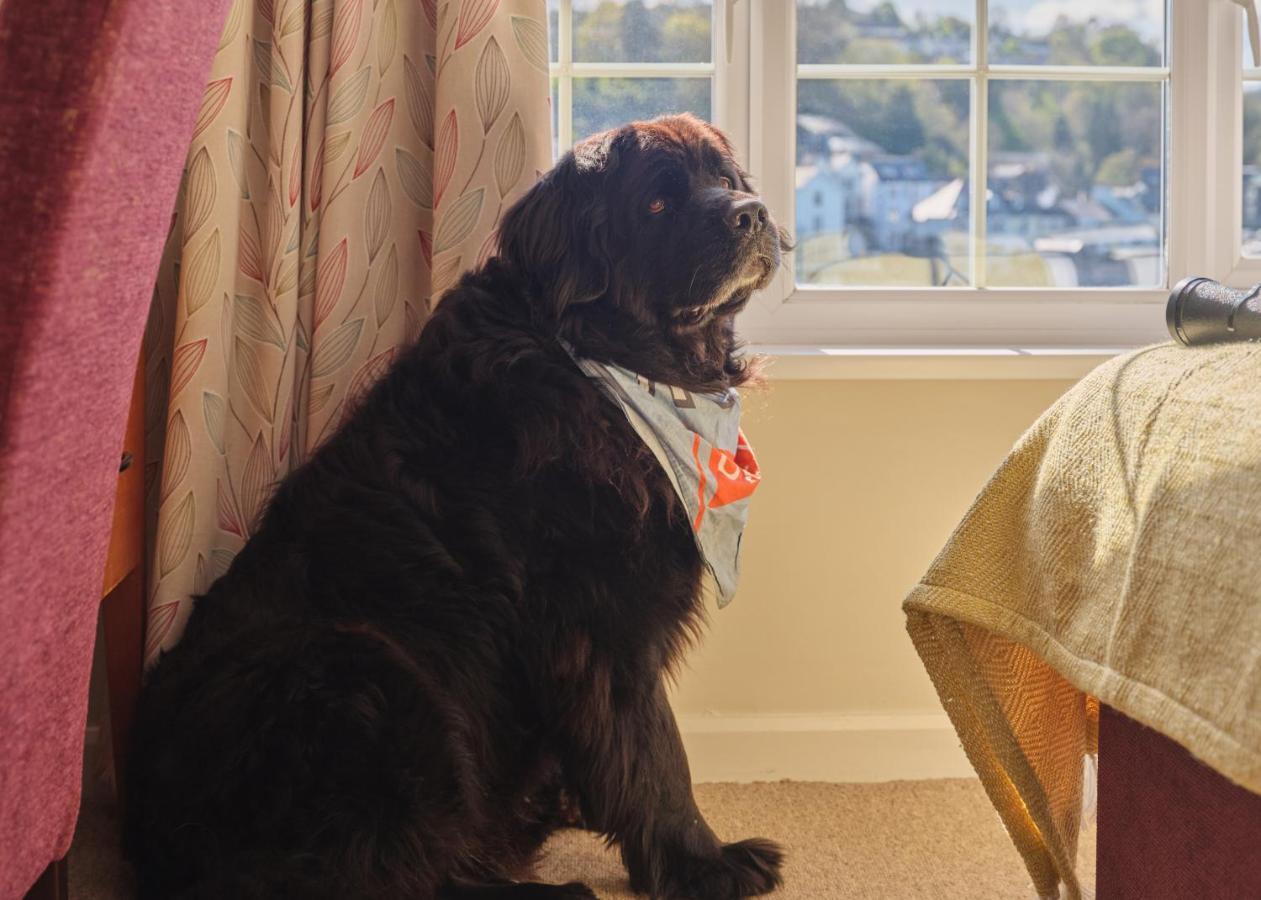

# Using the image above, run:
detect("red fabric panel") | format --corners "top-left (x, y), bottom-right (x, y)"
top-left (1098, 705), bottom-right (1261, 900)
top-left (0, 2), bottom-right (228, 896)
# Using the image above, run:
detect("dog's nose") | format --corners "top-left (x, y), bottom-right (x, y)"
top-left (729, 198), bottom-right (768, 235)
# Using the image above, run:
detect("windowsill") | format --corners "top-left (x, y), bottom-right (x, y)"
top-left (751, 345), bottom-right (1136, 380)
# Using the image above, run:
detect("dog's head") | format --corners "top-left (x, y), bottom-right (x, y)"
top-left (497, 114), bottom-right (789, 390)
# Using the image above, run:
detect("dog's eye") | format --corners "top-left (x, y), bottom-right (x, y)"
top-left (720, 176), bottom-right (733, 190)
top-left (648, 198), bottom-right (666, 215)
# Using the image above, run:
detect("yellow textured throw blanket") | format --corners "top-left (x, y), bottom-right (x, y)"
top-left (904, 343), bottom-right (1261, 899)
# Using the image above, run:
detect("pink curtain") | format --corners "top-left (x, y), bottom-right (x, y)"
top-left (0, 1), bottom-right (230, 895)
top-left (141, 0), bottom-right (554, 659)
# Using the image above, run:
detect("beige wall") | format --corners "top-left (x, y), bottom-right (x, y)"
top-left (671, 377), bottom-right (1076, 781)
top-left (84, 374), bottom-right (1081, 784)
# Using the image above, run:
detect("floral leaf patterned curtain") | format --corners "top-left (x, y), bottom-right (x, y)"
top-left (142, 0), bottom-right (553, 661)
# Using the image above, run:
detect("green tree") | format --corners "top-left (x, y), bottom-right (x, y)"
top-left (1047, 21), bottom-right (1091, 65)
top-left (836, 36), bottom-right (917, 65)
top-left (1091, 26), bottom-right (1159, 66)
top-left (621, 1), bottom-right (655, 61)
top-left (913, 81), bottom-right (968, 177)
top-left (868, 2), bottom-right (902, 28)
top-left (1096, 149), bottom-right (1139, 186)
top-left (660, 10), bottom-right (709, 62)
top-left (574, 2), bottom-right (625, 61)
top-left (573, 77), bottom-right (709, 141)
top-left (797, 0), bottom-right (857, 64)
top-left (1084, 89), bottom-right (1125, 176)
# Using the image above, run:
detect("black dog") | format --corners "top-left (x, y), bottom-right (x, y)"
top-left (127, 114), bottom-right (788, 900)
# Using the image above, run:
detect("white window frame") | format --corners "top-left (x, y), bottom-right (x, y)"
top-left (551, 1), bottom-right (1241, 350)
top-left (550, 0), bottom-right (747, 152)
top-left (1207, 0), bottom-right (1261, 287)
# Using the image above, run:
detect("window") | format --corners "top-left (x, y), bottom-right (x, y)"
top-left (1195, 2), bottom-right (1261, 292)
top-left (552, 2), bottom-right (1239, 348)
top-left (1244, 30), bottom-right (1261, 256)
top-left (548, 1), bottom-right (717, 154)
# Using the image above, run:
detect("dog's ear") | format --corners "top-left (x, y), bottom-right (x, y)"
top-left (497, 131), bottom-right (622, 320)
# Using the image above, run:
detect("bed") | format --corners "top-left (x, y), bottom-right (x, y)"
top-left (904, 342), bottom-right (1261, 899)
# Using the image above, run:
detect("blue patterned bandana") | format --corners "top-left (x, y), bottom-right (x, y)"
top-left (564, 345), bottom-right (762, 607)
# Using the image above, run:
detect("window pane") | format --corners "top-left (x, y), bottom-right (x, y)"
top-left (1244, 81), bottom-right (1261, 257)
top-left (988, 0), bottom-right (1165, 67)
top-left (550, 77), bottom-right (559, 158)
top-left (986, 81), bottom-right (1163, 288)
top-left (572, 0), bottom-right (711, 63)
top-left (797, 0), bottom-right (972, 66)
top-left (796, 80), bottom-right (971, 287)
top-left (572, 78), bottom-right (711, 140)
top-left (550, 5), bottom-right (559, 62)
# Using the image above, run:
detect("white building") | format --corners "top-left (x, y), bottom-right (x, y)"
top-left (862, 157), bottom-right (947, 252)
top-left (795, 165), bottom-right (849, 239)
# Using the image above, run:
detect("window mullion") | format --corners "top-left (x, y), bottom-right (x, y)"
top-left (988, 65), bottom-right (1170, 82)
top-left (744, 0), bottom-right (796, 307)
top-left (796, 64), bottom-right (974, 80)
top-left (972, 0), bottom-right (989, 288)
top-left (713, 0), bottom-right (751, 156)
top-left (558, 0), bottom-right (573, 151)
top-left (1169, 0), bottom-right (1234, 282)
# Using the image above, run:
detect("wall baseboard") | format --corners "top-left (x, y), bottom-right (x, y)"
top-left (678, 713), bottom-right (974, 784)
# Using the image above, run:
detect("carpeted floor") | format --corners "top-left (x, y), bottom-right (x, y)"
top-left (71, 779), bottom-right (1088, 898)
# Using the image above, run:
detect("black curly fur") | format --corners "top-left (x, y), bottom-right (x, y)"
top-left (126, 114), bottom-right (787, 900)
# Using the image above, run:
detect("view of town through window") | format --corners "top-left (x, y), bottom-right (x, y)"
top-left (549, 1), bottom-right (1168, 291)
top-left (797, 0), bottom-right (1166, 289)
top-left (1244, 29), bottom-right (1261, 258)
top-left (548, 1), bottom-right (713, 157)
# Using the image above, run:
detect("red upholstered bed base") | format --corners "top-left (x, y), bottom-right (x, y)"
top-left (1098, 705), bottom-right (1261, 899)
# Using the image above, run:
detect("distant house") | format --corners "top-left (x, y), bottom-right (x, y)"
top-left (910, 155), bottom-right (1161, 287)
top-left (1055, 196), bottom-right (1110, 231)
top-left (914, 158), bottom-right (1076, 244)
top-left (789, 111), bottom-right (1154, 288)
top-left (987, 156), bottom-right (1077, 238)
top-left (795, 152), bottom-right (948, 254)
top-left (862, 157), bottom-right (949, 252)
top-left (795, 165), bottom-right (847, 240)
top-left (1244, 165), bottom-right (1261, 234)
top-left (796, 114), bottom-right (840, 163)
top-left (797, 114), bottom-right (882, 165)
top-left (912, 177), bottom-right (965, 228)
top-left (1091, 184), bottom-right (1151, 224)
top-left (1034, 223), bottom-right (1162, 287)
top-left (1245, 166), bottom-right (1261, 254)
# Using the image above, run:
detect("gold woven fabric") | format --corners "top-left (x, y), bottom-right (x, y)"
top-left (905, 342), bottom-right (1261, 899)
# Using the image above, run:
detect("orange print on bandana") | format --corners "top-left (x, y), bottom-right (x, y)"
top-left (563, 339), bottom-right (760, 607)
top-left (691, 430), bottom-right (761, 532)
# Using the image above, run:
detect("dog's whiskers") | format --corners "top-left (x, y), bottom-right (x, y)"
top-left (685, 262), bottom-right (704, 306)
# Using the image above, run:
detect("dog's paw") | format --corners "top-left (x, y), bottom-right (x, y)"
top-left (717, 838), bottom-right (784, 895)
top-left (657, 837), bottom-right (785, 899)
